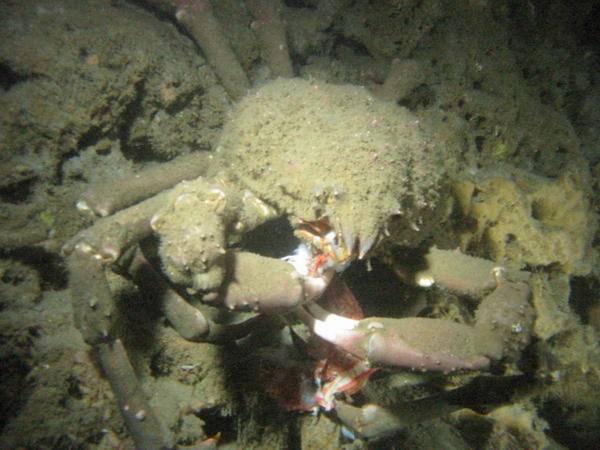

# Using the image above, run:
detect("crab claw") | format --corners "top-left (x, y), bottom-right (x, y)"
top-left (298, 304), bottom-right (490, 373)
top-left (217, 252), bottom-right (307, 313)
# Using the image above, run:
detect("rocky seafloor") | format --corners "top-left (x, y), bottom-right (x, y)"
top-left (1, 1), bottom-right (599, 448)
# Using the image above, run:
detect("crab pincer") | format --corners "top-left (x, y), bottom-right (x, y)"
top-left (298, 253), bottom-right (534, 373)
top-left (299, 304), bottom-right (491, 372)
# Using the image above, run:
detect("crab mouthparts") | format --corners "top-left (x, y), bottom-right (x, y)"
top-left (292, 217), bottom-right (355, 276)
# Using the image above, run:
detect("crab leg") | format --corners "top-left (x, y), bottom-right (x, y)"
top-left (335, 374), bottom-right (527, 439)
top-left (246, 0), bottom-right (294, 78)
top-left (67, 247), bottom-right (116, 344)
top-left (68, 247), bottom-right (270, 448)
top-left (67, 249), bottom-right (169, 449)
top-left (130, 249), bottom-right (260, 343)
top-left (372, 58), bottom-right (422, 104)
top-left (298, 261), bottom-right (533, 372)
top-left (77, 152), bottom-right (210, 217)
top-left (172, 0), bottom-right (250, 101)
top-left (334, 396), bottom-right (461, 439)
top-left (299, 304), bottom-right (490, 372)
top-left (409, 246), bottom-right (530, 296)
top-left (131, 248), bottom-right (211, 341)
top-left (212, 251), bottom-right (319, 313)
top-left (63, 188), bottom-right (172, 263)
top-left (98, 340), bottom-right (168, 450)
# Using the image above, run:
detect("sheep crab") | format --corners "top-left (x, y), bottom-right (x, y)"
top-left (63, 77), bottom-right (534, 446)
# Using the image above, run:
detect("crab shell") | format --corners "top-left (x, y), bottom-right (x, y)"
top-left (215, 78), bottom-right (444, 257)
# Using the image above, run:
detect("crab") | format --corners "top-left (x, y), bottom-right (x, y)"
top-left (63, 77), bottom-right (535, 445)
top-left (62, 1), bottom-right (535, 447)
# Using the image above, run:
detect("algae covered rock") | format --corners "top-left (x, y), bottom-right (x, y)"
top-left (453, 166), bottom-right (597, 275)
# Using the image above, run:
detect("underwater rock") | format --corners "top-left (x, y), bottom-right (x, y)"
top-left (453, 166), bottom-right (597, 275)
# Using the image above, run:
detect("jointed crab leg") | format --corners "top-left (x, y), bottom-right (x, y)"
top-left (335, 374), bottom-right (527, 439)
top-left (409, 246), bottom-right (530, 296)
top-left (297, 248), bottom-right (534, 373)
top-left (63, 188), bottom-right (172, 263)
top-left (77, 152), bottom-right (210, 217)
top-left (66, 204), bottom-right (296, 449)
top-left (68, 248), bottom-right (116, 344)
top-left (172, 0), bottom-right (250, 101)
top-left (98, 340), bottom-right (167, 450)
top-left (298, 304), bottom-right (491, 372)
top-left (246, 0), bottom-right (294, 78)
top-left (68, 248), bottom-right (279, 448)
top-left (334, 394), bottom-right (463, 439)
top-left (215, 251), bottom-right (310, 313)
top-left (129, 249), bottom-right (268, 344)
top-left (67, 248), bottom-right (169, 449)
